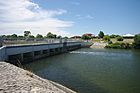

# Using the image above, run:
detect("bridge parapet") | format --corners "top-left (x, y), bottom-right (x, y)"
top-left (1, 38), bottom-right (82, 46)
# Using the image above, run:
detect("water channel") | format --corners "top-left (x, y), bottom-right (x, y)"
top-left (24, 48), bottom-right (140, 93)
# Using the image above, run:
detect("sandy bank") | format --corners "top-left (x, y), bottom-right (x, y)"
top-left (90, 42), bottom-right (107, 49)
top-left (0, 62), bottom-right (76, 93)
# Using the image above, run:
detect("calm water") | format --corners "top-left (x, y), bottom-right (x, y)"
top-left (24, 48), bottom-right (140, 93)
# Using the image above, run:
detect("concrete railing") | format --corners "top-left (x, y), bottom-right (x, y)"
top-left (0, 38), bottom-right (82, 46)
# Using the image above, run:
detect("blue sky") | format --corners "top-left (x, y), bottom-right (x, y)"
top-left (0, 0), bottom-right (140, 36)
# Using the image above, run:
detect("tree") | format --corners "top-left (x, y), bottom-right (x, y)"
top-left (24, 31), bottom-right (31, 37)
top-left (110, 34), bottom-right (115, 38)
top-left (36, 34), bottom-right (43, 38)
top-left (11, 34), bottom-right (18, 38)
top-left (6, 35), bottom-right (12, 38)
top-left (134, 34), bottom-right (140, 48)
top-left (110, 34), bottom-right (121, 38)
top-left (63, 36), bottom-right (68, 39)
top-left (98, 31), bottom-right (104, 38)
top-left (5, 34), bottom-right (17, 38)
top-left (46, 32), bottom-right (53, 38)
top-left (0, 35), bottom-right (6, 38)
top-left (103, 35), bottom-right (110, 41)
top-left (53, 34), bottom-right (57, 38)
top-left (18, 36), bottom-right (24, 39)
top-left (57, 35), bottom-right (62, 39)
top-left (29, 35), bottom-right (35, 38)
top-left (81, 35), bottom-right (91, 40)
top-left (46, 32), bottom-right (57, 38)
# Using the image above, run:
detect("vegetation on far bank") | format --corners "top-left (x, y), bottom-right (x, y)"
top-left (106, 34), bottom-right (140, 49)
top-left (0, 30), bottom-right (140, 49)
top-left (0, 31), bottom-right (68, 39)
top-left (133, 34), bottom-right (140, 49)
top-left (105, 42), bottom-right (132, 49)
top-left (80, 31), bottom-right (140, 49)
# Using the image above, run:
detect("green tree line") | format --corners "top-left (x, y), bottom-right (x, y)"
top-left (0, 31), bottom-right (64, 39)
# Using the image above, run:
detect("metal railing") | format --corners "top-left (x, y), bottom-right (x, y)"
top-left (0, 37), bottom-right (83, 46)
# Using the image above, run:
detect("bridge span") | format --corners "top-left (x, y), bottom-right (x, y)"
top-left (0, 41), bottom-right (92, 64)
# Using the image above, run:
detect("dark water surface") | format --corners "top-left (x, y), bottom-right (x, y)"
top-left (24, 48), bottom-right (140, 93)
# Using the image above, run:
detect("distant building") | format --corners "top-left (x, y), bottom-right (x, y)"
top-left (71, 33), bottom-right (95, 39)
top-left (122, 34), bottom-right (134, 39)
top-left (83, 33), bottom-right (95, 37)
top-left (71, 36), bottom-right (81, 39)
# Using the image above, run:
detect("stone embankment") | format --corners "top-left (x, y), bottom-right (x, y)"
top-left (0, 62), bottom-right (76, 93)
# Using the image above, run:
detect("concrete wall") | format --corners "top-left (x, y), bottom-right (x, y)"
top-left (6, 43), bottom-right (63, 55)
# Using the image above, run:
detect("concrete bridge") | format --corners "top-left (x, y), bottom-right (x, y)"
top-left (0, 41), bottom-right (92, 65)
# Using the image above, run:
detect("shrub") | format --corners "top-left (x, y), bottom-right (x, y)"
top-left (103, 35), bottom-right (110, 41)
top-left (105, 42), bottom-right (132, 49)
top-left (108, 40), bottom-right (112, 44)
top-left (81, 35), bottom-right (91, 40)
top-left (117, 36), bottom-right (123, 41)
top-left (133, 34), bottom-right (140, 49)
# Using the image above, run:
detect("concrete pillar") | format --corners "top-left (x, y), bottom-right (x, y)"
top-left (60, 38), bottom-right (62, 43)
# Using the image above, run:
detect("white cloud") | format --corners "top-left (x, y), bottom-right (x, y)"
top-left (0, 0), bottom-right (73, 36)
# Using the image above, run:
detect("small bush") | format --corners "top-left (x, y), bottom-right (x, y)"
top-left (117, 36), bottom-right (123, 41)
top-left (133, 34), bottom-right (140, 49)
top-left (103, 36), bottom-right (110, 41)
top-left (105, 42), bottom-right (132, 49)
top-left (108, 40), bottom-right (112, 44)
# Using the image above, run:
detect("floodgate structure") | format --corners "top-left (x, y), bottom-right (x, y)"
top-left (0, 39), bottom-right (92, 65)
